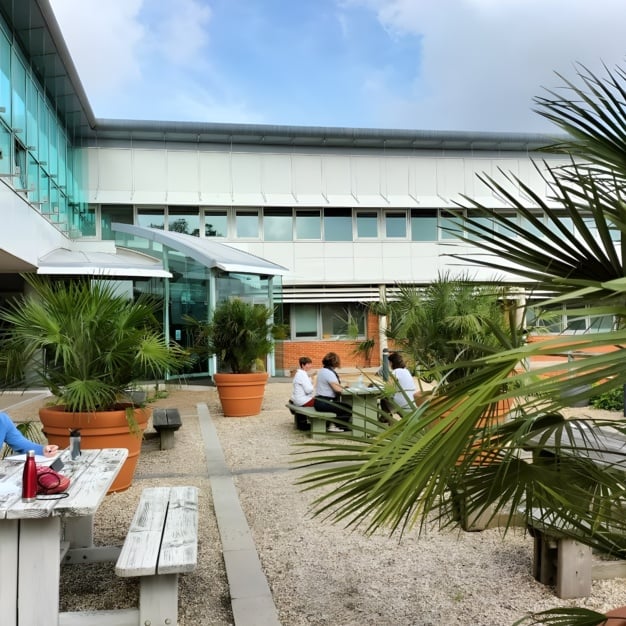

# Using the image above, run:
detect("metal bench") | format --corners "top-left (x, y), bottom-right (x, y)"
top-left (115, 486), bottom-right (199, 625)
top-left (152, 408), bottom-right (182, 450)
top-left (286, 402), bottom-right (339, 439)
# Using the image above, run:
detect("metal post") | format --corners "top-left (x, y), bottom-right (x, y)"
top-left (381, 348), bottom-right (389, 381)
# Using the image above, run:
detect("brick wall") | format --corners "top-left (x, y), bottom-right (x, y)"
top-left (274, 311), bottom-right (382, 375)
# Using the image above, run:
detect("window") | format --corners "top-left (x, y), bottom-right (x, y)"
top-left (263, 208), bottom-right (292, 241)
top-left (356, 211), bottom-right (378, 238)
top-left (323, 208), bottom-right (352, 241)
top-left (466, 209), bottom-right (495, 241)
top-left (440, 210), bottom-right (463, 240)
top-left (295, 210), bottom-right (321, 239)
top-left (294, 304), bottom-right (317, 338)
top-left (137, 207), bottom-right (165, 230)
top-left (289, 303), bottom-right (366, 339)
top-left (101, 205), bottom-right (133, 240)
top-left (168, 206), bottom-right (200, 236)
top-left (204, 209), bottom-right (228, 237)
top-left (411, 210), bottom-right (437, 241)
top-left (385, 211), bottom-right (407, 238)
top-left (235, 210), bottom-right (259, 238)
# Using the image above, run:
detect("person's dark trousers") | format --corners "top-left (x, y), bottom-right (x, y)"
top-left (314, 396), bottom-right (352, 429)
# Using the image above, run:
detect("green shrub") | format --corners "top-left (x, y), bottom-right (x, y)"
top-left (590, 386), bottom-right (624, 411)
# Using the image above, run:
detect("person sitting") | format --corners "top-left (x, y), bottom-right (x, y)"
top-left (314, 352), bottom-right (352, 432)
top-left (0, 411), bottom-right (58, 457)
top-left (290, 356), bottom-right (315, 431)
top-left (380, 352), bottom-right (416, 422)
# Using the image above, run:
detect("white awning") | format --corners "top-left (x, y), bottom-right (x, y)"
top-left (112, 223), bottom-right (290, 276)
top-left (37, 247), bottom-right (172, 278)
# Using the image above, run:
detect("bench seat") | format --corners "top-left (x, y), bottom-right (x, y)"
top-left (286, 402), bottom-right (338, 439)
top-left (152, 408), bottom-right (182, 450)
top-left (115, 485), bottom-right (199, 624)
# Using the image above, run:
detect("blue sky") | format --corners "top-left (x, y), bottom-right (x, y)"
top-left (49, 0), bottom-right (626, 133)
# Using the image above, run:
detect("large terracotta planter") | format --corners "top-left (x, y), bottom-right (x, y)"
top-left (599, 608), bottom-right (626, 625)
top-left (213, 372), bottom-right (268, 417)
top-left (39, 405), bottom-right (149, 493)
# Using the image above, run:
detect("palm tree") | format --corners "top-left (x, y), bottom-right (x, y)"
top-left (377, 272), bottom-right (523, 384)
top-left (295, 63), bottom-right (626, 625)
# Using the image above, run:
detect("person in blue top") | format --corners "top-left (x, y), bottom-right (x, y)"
top-left (0, 411), bottom-right (58, 457)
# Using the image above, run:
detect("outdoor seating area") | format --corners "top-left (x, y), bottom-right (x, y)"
top-left (4, 381), bottom-right (626, 625)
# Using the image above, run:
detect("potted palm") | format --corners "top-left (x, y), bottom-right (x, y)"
top-left (187, 298), bottom-right (274, 417)
top-left (296, 62), bottom-right (626, 625)
top-left (0, 275), bottom-right (186, 491)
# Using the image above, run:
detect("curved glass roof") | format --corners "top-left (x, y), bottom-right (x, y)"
top-left (112, 223), bottom-right (289, 276)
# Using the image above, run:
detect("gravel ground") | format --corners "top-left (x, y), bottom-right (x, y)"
top-left (5, 383), bottom-right (626, 625)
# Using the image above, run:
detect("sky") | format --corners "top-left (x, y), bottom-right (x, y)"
top-left (48, 0), bottom-right (626, 134)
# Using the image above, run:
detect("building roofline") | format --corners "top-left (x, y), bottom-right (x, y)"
top-left (5, 0), bottom-right (566, 152)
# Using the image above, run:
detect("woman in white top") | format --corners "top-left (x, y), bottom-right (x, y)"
top-left (314, 352), bottom-right (352, 431)
top-left (380, 352), bottom-right (416, 420)
top-left (291, 356), bottom-right (315, 407)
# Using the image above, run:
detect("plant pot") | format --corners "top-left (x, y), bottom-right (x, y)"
top-left (213, 372), bottom-right (268, 417)
top-left (599, 607), bottom-right (626, 625)
top-left (39, 405), bottom-right (149, 493)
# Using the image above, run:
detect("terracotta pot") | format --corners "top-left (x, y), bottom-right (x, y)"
top-left (213, 372), bottom-right (268, 417)
top-left (422, 394), bottom-right (512, 465)
top-left (39, 405), bottom-right (149, 493)
top-left (599, 608), bottom-right (626, 625)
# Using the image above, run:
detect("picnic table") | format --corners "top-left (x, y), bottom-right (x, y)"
top-left (0, 447), bottom-right (128, 625)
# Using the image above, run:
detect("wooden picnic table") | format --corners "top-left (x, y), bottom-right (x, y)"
top-left (0, 447), bottom-right (128, 625)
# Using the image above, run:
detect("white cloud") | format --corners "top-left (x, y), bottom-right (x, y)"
top-left (49, 0), bottom-right (144, 100)
top-left (347, 0), bottom-right (626, 131)
top-left (49, 0), bottom-right (626, 131)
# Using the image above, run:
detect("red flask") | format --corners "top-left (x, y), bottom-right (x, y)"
top-left (22, 450), bottom-right (37, 502)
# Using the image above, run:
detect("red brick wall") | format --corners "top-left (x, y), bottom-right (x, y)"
top-left (274, 311), bottom-right (382, 375)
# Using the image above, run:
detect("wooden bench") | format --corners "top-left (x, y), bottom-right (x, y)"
top-left (286, 402), bottom-right (339, 439)
top-left (527, 423), bottom-right (626, 598)
top-left (152, 408), bottom-right (182, 450)
top-left (115, 485), bottom-right (199, 625)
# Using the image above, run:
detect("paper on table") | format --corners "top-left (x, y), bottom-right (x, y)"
top-left (6, 453), bottom-right (58, 465)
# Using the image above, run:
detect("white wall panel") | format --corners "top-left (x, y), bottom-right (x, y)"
top-left (93, 148), bottom-right (132, 194)
top-left (352, 156), bottom-right (384, 205)
top-left (324, 155), bottom-right (353, 205)
top-left (167, 151), bottom-right (199, 192)
top-left (199, 151), bottom-right (232, 203)
top-left (133, 149), bottom-right (167, 195)
top-left (292, 154), bottom-right (325, 204)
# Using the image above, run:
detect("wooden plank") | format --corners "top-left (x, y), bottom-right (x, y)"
top-left (0, 520), bottom-right (18, 621)
top-left (158, 486), bottom-right (198, 574)
top-left (59, 608), bottom-right (138, 626)
top-left (115, 487), bottom-right (169, 577)
top-left (18, 517), bottom-right (61, 625)
top-left (556, 538), bottom-right (592, 598)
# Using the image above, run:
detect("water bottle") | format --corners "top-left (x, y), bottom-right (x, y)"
top-left (357, 374), bottom-right (364, 389)
top-left (70, 429), bottom-right (81, 460)
top-left (22, 450), bottom-right (37, 502)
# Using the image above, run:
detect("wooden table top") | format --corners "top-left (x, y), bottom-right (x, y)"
top-left (0, 448), bottom-right (128, 520)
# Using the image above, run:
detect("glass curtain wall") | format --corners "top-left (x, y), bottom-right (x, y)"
top-left (0, 15), bottom-right (87, 237)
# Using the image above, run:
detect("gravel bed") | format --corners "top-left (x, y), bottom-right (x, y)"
top-left (5, 384), bottom-right (626, 625)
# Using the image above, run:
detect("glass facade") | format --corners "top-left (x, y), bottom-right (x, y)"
top-left (0, 15), bottom-right (87, 237)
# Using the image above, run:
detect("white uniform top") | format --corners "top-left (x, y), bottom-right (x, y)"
top-left (390, 367), bottom-right (416, 409)
top-left (291, 368), bottom-right (314, 406)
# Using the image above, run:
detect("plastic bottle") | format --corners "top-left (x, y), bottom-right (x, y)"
top-left (69, 429), bottom-right (81, 460)
top-left (357, 374), bottom-right (364, 389)
top-left (22, 449), bottom-right (37, 502)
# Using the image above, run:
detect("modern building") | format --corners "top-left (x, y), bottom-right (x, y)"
top-left (1, 0), bottom-right (576, 377)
